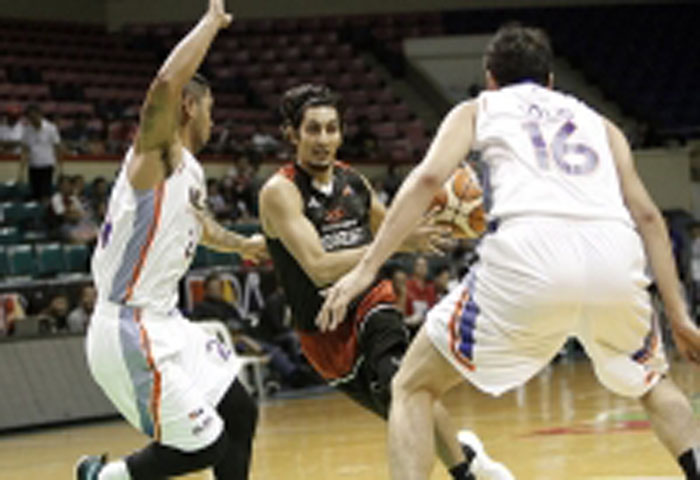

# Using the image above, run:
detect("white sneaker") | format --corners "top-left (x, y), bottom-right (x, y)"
top-left (457, 430), bottom-right (515, 480)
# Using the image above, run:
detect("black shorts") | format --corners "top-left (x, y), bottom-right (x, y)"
top-left (28, 166), bottom-right (54, 201)
top-left (335, 307), bottom-right (409, 419)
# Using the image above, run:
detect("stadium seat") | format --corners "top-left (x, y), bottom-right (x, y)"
top-left (22, 230), bottom-right (49, 243)
top-left (192, 245), bottom-right (208, 269)
top-left (0, 182), bottom-right (18, 201)
top-left (36, 242), bottom-right (66, 277)
top-left (207, 249), bottom-right (241, 267)
top-left (6, 244), bottom-right (35, 277)
top-left (63, 244), bottom-right (89, 272)
top-left (0, 246), bottom-right (7, 277)
top-left (0, 226), bottom-right (20, 245)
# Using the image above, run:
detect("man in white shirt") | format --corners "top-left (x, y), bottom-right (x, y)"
top-left (0, 105), bottom-right (24, 154)
top-left (19, 104), bottom-right (64, 203)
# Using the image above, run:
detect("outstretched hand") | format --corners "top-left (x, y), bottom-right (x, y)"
top-left (239, 234), bottom-right (269, 263)
top-left (316, 265), bottom-right (375, 332)
top-left (208, 0), bottom-right (233, 29)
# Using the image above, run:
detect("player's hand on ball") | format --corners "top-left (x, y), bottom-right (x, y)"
top-left (239, 234), bottom-right (269, 263)
top-left (671, 317), bottom-right (700, 365)
top-left (317, 266), bottom-right (375, 332)
top-left (400, 214), bottom-right (452, 255)
top-left (208, 0), bottom-right (232, 29)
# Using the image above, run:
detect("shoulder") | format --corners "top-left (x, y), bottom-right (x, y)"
top-left (452, 100), bottom-right (478, 120)
top-left (259, 171), bottom-right (301, 211)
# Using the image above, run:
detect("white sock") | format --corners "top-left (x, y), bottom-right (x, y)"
top-left (98, 460), bottom-right (130, 480)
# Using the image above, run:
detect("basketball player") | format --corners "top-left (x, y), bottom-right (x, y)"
top-left (258, 84), bottom-right (512, 480)
top-left (319, 24), bottom-right (700, 480)
top-left (75, 2), bottom-right (267, 479)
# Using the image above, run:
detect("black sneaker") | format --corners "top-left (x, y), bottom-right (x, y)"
top-left (75, 454), bottom-right (107, 480)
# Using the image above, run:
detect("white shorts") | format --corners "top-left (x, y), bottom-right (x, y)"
top-left (426, 218), bottom-right (668, 398)
top-left (86, 301), bottom-right (242, 451)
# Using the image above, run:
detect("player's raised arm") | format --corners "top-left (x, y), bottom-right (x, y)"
top-left (607, 120), bottom-right (700, 363)
top-left (128, 0), bottom-right (232, 190)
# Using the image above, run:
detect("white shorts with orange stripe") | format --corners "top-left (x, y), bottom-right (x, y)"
top-left (86, 301), bottom-right (242, 451)
top-left (425, 217), bottom-right (668, 398)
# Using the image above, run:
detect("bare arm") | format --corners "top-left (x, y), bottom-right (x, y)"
top-left (355, 101), bottom-right (477, 274)
top-left (316, 101), bottom-right (477, 330)
top-left (607, 119), bottom-right (700, 362)
top-left (259, 175), bottom-right (369, 287)
top-left (189, 190), bottom-right (267, 261)
top-left (127, 0), bottom-right (231, 190)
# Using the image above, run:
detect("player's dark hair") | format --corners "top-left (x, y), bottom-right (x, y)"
top-left (484, 23), bottom-right (553, 87)
top-left (279, 84), bottom-right (342, 130)
top-left (183, 72), bottom-right (211, 100)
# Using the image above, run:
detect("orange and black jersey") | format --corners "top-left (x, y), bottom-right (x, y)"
top-left (265, 162), bottom-right (374, 332)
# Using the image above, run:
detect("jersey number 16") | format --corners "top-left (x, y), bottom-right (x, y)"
top-left (522, 120), bottom-right (599, 175)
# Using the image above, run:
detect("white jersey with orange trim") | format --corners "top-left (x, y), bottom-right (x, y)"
top-left (92, 146), bottom-right (204, 313)
top-left (88, 146), bottom-right (241, 451)
top-left (474, 82), bottom-right (633, 226)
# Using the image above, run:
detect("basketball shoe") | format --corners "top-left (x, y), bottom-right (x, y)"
top-left (75, 454), bottom-right (107, 480)
top-left (457, 430), bottom-right (515, 480)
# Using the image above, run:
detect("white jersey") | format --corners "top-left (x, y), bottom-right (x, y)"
top-left (474, 83), bottom-right (632, 225)
top-left (92, 147), bottom-right (205, 313)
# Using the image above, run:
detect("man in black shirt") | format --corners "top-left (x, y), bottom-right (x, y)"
top-left (259, 84), bottom-right (508, 480)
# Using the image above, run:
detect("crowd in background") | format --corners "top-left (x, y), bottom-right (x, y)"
top-left (3, 103), bottom-right (700, 395)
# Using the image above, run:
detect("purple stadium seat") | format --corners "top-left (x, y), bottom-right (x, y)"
top-left (345, 91), bottom-right (369, 106)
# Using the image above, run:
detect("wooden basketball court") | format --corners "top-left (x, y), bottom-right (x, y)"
top-left (0, 358), bottom-right (697, 479)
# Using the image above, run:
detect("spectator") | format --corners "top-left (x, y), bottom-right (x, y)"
top-left (63, 115), bottom-right (91, 154)
top-left (18, 104), bottom-right (65, 203)
top-left (383, 164), bottom-right (403, 203)
top-left (250, 124), bottom-right (280, 156)
top-left (191, 273), bottom-right (246, 330)
top-left (40, 293), bottom-right (70, 332)
top-left (67, 285), bottom-right (96, 333)
top-left (50, 175), bottom-right (98, 244)
top-left (0, 104), bottom-right (24, 154)
top-left (192, 273), bottom-right (314, 389)
top-left (433, 265), bottom-right (456, 301)
top-left (371, 177), bottom-right (390, 206)
top-left (258, 284), bottom-right (303, 362)
top-left (88, 176), bottom-right (110, 222)
top-left (390, 265), bottom-right (409, 315)
top-left (206, 178), bottom-right (232, 222)
top-left (404, 256), bottom-right (436, 334)
top-left (0, 293), bottom-right (26, 336)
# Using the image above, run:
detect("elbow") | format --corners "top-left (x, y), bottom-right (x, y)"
top-left (632, 206), bottom-right (662, 228)
top-left (416, 171), bottom-right (443, 192)
top-left (309, 269), bottom-right (331, 288)
top-left (306, 258), bottom-right (333, 288)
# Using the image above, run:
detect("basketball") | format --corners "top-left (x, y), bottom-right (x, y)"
top-left (429, 165), bottom-right (486, 239)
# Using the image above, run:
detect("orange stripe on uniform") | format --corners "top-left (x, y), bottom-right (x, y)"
top-left (125, 182), bottom-right (165, 301)
top-left (448, 289), bottom-right (476, 371)
top-left (134, 308), bottom-right (162, 442)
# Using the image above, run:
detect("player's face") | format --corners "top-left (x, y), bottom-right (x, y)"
top-left (186, 89), bottom-right (213, 153)
top-left (194, 90), bottom-right (213, 151)
top-left (294, 106), bottom-right (342, 173)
